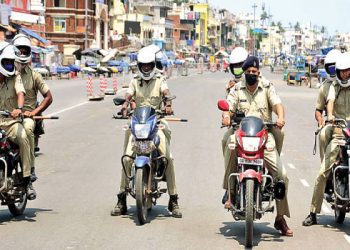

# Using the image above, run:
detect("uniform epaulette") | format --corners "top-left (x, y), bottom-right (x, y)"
top-left (262, 80), bottom-right (271, 88)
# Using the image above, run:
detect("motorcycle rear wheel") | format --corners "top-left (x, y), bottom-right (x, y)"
top-left (136, 168), bottom-right (148, 225)
top-left (245, 179), bottom-right (254, 248)
top-left (8, 192), bottom-right (27, 216)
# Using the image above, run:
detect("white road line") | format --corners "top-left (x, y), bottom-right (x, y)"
top-left (288, 163), bottom-right (296, 169)
top-left (48, 101), bottom-right (90, 116)
top-left (344, 234), bottom-right (350, 244)
top-left (300, 179), bottom-right (310, 187)
top-left (280, 152), bottom-right (284, 156)
top-left (321, 203), bottom-right (332, 214)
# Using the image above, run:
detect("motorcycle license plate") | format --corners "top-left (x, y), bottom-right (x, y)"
top-left (238, 157), bottom-right (263, 166)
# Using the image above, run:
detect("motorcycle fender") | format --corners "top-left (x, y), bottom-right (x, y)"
top-left (239, 169), bottom-right (262, 183)
top-left (134, 155), bottom-right (151, 169)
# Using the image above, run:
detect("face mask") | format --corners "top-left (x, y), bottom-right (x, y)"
top-left (3, 63), bottom-right (14, 72)
top-left (233, 67), bottom-right (244, 77)
top-left (245, 74), bottom-right (258, 86)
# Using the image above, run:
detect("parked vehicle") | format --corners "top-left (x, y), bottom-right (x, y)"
top-left (218, 100), bottom-right (286, 248)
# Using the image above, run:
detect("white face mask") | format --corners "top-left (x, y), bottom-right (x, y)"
top-left (337, 79), bottom-right (350, 88)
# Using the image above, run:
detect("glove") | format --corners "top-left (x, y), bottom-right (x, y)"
top-left (222, 111), bottom-right (231, 126)
top-left (165, 105), bottom-right (173, 115)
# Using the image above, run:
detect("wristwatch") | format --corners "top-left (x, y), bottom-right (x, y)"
top-left (17, 106), bottom-right (23, 110)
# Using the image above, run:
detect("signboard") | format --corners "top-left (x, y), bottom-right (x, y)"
top-left (76, 26), bottom-right (86, 33)
top-left (0, 4), bottom-right (11, 25)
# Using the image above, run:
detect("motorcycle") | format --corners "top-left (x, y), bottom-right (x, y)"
top-left (113, 97), bottom-right (187, 224)
top-left (0, 110), bottom-right (58, 216)
top-left (218, 100), bottom-right (285, 247)
top-left (322, 119), bottom-right (350, 224)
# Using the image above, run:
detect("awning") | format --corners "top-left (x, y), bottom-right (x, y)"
top-left (12, 24), bottom-right (48, 45)
top-left (10, 11), bottom-right (44, 25)
top-left (252, 28), bottom-right (268, 35)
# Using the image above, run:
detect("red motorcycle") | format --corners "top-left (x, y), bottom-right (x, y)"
top-left (218, 100), bottom-right (285, 247)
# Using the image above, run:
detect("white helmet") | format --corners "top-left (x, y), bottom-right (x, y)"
top-left (137, 46), bottom-right (156, 80)
top-left (12, 34), bottom-right (32, 64)
top-left (229, 47), bottom-right (248, 78)
top-left (147, 44), bottom-right (164, 71)
top-left (0, 42), bottom-right (16, 77)
top-left (336, 52), bottom-right (350, 88)
top-left (324, 49), bottom-right (341, 77)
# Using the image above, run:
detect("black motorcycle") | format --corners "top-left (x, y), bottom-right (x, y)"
top-left (324, 119), bottom-right (350, 223)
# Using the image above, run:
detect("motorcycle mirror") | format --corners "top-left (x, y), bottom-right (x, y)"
top-left (113, 97), bottom-right (126, 106)
top-left (163, 95), bottom-right (176, 102)
top-left (217, 99), bottom-right (229, 111)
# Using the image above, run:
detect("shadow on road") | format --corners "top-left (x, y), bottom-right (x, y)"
top-left (319, 215), bottom-right (350, 234)
top-left (121, 205), bottom-right (172, 225)
top-left (219, 221), bottom-right (284, 248)
top-left (0, 208), bottom-right (54, 224)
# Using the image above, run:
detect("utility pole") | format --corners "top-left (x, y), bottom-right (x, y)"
top-left (85, 0), bottom-right (88, 49)
top-left (252, 3), bottom-right (257, 56)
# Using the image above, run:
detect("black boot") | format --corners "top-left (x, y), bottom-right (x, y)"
top-left (302, 213), bottom-right (317, 226)
top-left (24, 177), bottom-right (37, 200)
top-left (30, 167), bottom-right (38, 182)
top-left (168, 194), bottom-right (182, 218)
top-left (111, 192), bottom-right (127, 216)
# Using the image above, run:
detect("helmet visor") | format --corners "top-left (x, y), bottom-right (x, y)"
top-left (1, 58), bottom-right (15, 73)
top-left (325, 63), bottom-right (336, 76)
top-left (138, 62), bottom-right (155, 75)
top-left (16, 45), bottom-right (31, 57)
top-left (336, 68), bottom-right (350, 82)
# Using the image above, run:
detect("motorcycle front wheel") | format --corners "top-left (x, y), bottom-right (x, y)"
top-left (136, 168), bottom-right (148, 225)
top-left (245, 179), bottom-right (254, 248)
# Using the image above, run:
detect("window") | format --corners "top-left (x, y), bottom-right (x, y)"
top-left (54, 18), bottom-right (66, 32)
top-left (54, 0), bottom-right (65, 7)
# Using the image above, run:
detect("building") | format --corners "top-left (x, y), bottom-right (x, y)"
top-left (45, 0), bottom-right (109, 52)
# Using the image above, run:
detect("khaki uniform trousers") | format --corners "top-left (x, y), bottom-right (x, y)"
top-left (23, 118), bottom-right (35, 168)
top-left (310, 129), bottom-right (342, 213)
top-left (318, 124), bottom-right (333, 161)
top-left (119, 120), bottom-right (177, 195)
top-left (223, 132), bottom-right (290, 217)
top-left (2, 121), bottom-right (31, 177)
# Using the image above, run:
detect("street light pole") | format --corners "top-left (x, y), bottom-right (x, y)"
top-left (252, 3), bottom-right (257, 56)
top-left (85, 0), bottom-right (88, 49)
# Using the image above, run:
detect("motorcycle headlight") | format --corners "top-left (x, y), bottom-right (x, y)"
top-left (134, 124), bottom-right (151, 139)
top-left (242, 137), bottom-right (261, 152)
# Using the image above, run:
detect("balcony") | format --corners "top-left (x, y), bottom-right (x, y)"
top-left (134, 0), bottom-right (172, 9)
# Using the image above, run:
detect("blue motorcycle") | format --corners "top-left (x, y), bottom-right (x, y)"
top-left (113, 97), bottom-right (186, 224)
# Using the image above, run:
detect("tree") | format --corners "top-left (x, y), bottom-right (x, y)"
top-left (294, 22), bottom-right (301, 31)
top-left (260, 11), bottom-right (268, 26)
top-left (321, 26), bottom-right (326, 34)
top-left (277, 21), bottom-right (285, 33)
top-left (271, 21), bottom-right (276, 27)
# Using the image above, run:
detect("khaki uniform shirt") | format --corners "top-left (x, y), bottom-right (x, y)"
top-left (0, 74), bottom-right (25, 125)
top-left (227, 76), bottom-right (281, 122)
top-left (127, 73), bottom-right (168, 110)
top-left (20, 66), bottom-right (50, 112)
top-left (327, 83), bottom-right (350, 120)
top-left (315, 79), bottom-right (334, 111)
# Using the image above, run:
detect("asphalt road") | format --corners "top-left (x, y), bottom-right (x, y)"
top-left (0, 68), bottom-right (349, 249)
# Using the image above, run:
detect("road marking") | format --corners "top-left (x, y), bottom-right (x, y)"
top-left (300, 179), bottom-right (310, 187)
top-left (48, 101), bottom-right (90, 116)
top-left (321, 203), bottom-right (332, 214)
top-left (288, 163), bottom-right (296, 169)
top-left (344, 235), bottom-right (350, 244)
top-left (280, 152), bottom-right (284, 156)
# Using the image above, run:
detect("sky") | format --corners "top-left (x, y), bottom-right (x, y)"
top-left (208, 0), bottom-right (349, 35)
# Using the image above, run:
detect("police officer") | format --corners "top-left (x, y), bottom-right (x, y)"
top-left (303, 52), bottom-right (350, 226)
top-left (12, 34), bottom-right (53, 182)
top-left (0, 41), bottom-right (36, 199)
top-left (314, 49), bottom-right (341, 161)
top-left (226, 47), bottom-right (248, 94)
top-left (111, 46), bottom-right (182, 218)
top-left (222, 56), bottom-right (293, 236)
